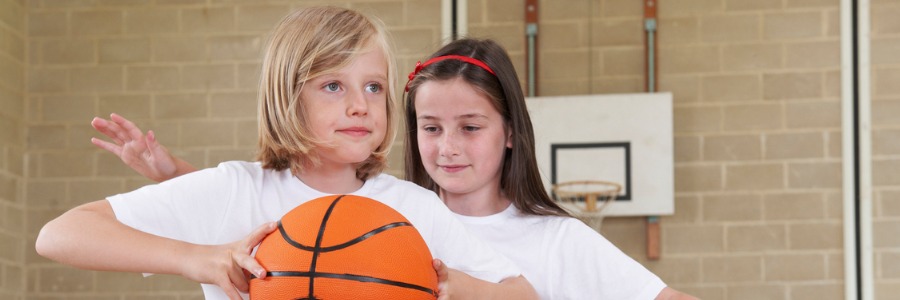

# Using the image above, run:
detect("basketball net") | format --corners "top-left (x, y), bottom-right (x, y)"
top-left (551, 180), bottom-right (622, 230)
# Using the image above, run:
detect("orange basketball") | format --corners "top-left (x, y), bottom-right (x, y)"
top-left (249, 194), bottom-right (438, 300)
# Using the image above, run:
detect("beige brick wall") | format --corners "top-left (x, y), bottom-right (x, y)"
top-left (0, 0), bottom-right (25, 299)
top-left (871, 1), bottom-right (900, 299)
top-left (12, 0), bottom-right (900, 299)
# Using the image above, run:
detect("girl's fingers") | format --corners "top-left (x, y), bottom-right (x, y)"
top-left (91, 137), bottom-right (123, 156)
top-left (110, 113), bottom-right (145, 141)
top-left (91, 117), bottom-right (126, 145)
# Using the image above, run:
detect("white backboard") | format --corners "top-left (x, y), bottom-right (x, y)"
top-left (527, 93), bottom-right (674, 216)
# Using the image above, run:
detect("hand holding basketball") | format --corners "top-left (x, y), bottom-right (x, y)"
top-left (179, 222), bottom-right (277, 300)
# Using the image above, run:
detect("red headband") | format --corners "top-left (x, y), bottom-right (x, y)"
top-left (405, 55), bottom-right (496, 92)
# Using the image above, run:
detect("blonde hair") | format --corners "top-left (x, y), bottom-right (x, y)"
top-left (255, 6), bottom-right (397, 180)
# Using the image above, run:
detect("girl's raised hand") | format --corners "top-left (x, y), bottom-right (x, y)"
top-left (91, 113), bottom-right (195, 182)
top-left (181, 222), bottom-right (277, 300)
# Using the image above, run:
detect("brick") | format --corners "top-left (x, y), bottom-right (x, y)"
top-left (26, 125), bottom-right (66, 150)
top-left (70, 66), bottom-right (124, 93)
top-left (71, 10), bottom-right (123, 35)
top-left (41, 39), bottom-right (96, 65)
top-left (727, 225), bottom-right (787, 251)
top-left (723, 104), bottom-right (783, 131)
top-left (765, 192), bottom-right (826, 220)
top-left (235, 4), bottom-right (291, 31)
top-left (67, 123), bottom-right (102, 150)
top-left (728, 284), bottom-right (786, 300)
top-left (763, 72), bottom-right (822, 100)
top-left (591, 19), bottom-right (643, 47)
top-left (704, 134), bottom-right (762, 161)
top-left (790, 283), bottom-right (843, 300)
top-left (704, 193), bottom-right (763, 221)
top-left (873, 99), bottom-right (900, 126)
top-left (484, 0), bottom-right (523, 23)
top-left (660, 75), bottom-right (700, 104)
top-left (237, 63), bottom-right (261, 90)
top-left (98, 94), bottom-right (152, 119)
top-left (125, 8), bottom-right (179, 34)
top-left (384, 29), bottom-right (436, 55)
top-left (788, 162), bottom-right (841, 189)
top-left (659, 17), bottom-right (700, 45)
top-left (872, 37), bottom-right (900, 65)
top-left (154, 94), bottom-right (207, 119)
top-left (41, 95), bottom-right (95, 123)
top-left (882, 190), bottom-right (900, 217)
top-left (882, 251), bottom-right (900, 279)
top-left (407, 1), bottom-right (441, 26)
top-left (722, 43), bottom-right (783, 72)
top-left (181, 64), bottom-right (234, 90)
top-left (69, 179), bottom-right (125, 204)
top-left (181, 121), bottom-right (234, 147)
top-left (210, 92), bottom-right (255, 118)
top-left (666, 195), bottom-right (701, 223)
top-left (702, 74), bottom-right (760, 103)
top-left (126, 66), bottom-right (180, 91)
top-left (539, 50), bottom-right (589, 80)
top-left (787, 0), bottom-right (840, 8)
top-left (0, 56), bottom-right (23, 92)
top-left (542, 22), bottom-right (589, 50)
top-left (38, 151), bottom-right (93, 178)
top-left (726, 0), bottom-right (783, 11)
top-left (874, 129), bottom-right (900, 155)
top-left (765, 254), bottom-right (826, 280)
top-left (765, 132), bottom-right (825, 159)
top-left (786, 41), bottom-right (840, 68)
top-left (874, 159), bottom-right (900, 186)
top-left (725, 163), bottom-right (784, 190)
top-left (27, 12), bottom-right (66, 37)
top-left (872, 6), bottom-right (900, 35)
top-left (675, 165), bottom-right (722, 192)
top-left (659, 0), bottom-right (725, 16)
top-left (702, 255), bottom-right (763, 282)
top-left (790, 222), bottom-right (841, 250)
top-left (153, 36), bottom-right (209, 62)
top-left (27, 67), bottom-right (67, 93)
top-left (675, 106), bottom-right (722, 133)
top-left (874, 68), bottom-right (900, 96)
top-left (700, 14), bottom-right (760, 42)
top-left (642, 256), bottom-right (701, 284)
top-left (872, 220), bottom-right (900, 248)
top-left (660, 45), bottom-right (720, 74)
top-left (99, 38), bottom-right (151, 63)
top-left (467, 24), bottom-right (525, 53)
top-left (602, 48), bottom-right (642, 76)
top-left (786, 101), bottom-right (840, 129)
top-left (588, 77), bottom-right (643, 94)
top-left (236, 120), bottom-right (257, 147)
top-left (352, 2), bottom-right (404, 27)
top-left (764, 12), bottom-right (823, 40)
top-left (182, 7), bottom-right (235, 33)
top-left (33, 267), bottom-right (94, 292)
top-left (675, 135), bottom-right (701, 162)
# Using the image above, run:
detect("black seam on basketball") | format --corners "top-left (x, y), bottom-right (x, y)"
top-left (278, 221), bottom-right (414, 252)
top-left (264, 271), bottom-right (436, 296)
top-left (317, 222), bottom-right (412, 251)
top-left (308, 195), bottom-right (345, 299)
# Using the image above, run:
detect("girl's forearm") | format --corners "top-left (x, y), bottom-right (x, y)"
top-left (35, 200), bottom-right (192, 276)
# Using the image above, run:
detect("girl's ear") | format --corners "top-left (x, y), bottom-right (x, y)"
top-left (506, 130), bottom-right (513, 149)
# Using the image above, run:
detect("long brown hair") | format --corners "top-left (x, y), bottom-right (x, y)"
top-left (254, 6), bottom-right (397, 180)
top-left (404, 38), bottom-right (569, 217)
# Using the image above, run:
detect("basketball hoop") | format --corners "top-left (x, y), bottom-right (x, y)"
top-left (551, 180), bottom-right (622, 229)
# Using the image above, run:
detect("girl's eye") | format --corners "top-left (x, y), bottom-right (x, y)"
top-left (325, 82), bottom-right (340, 92)
top-left (365, 83), bottom-right (382, 93)
top-left (422, 126), bottom-right (439, 133)
top-left (463, 126), bottom-right (480, 132)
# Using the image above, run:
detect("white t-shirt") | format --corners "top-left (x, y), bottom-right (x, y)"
top-left (454, 204), bottom-right (667, 300)
top-left (108, 161), bottom-right (520, 300)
